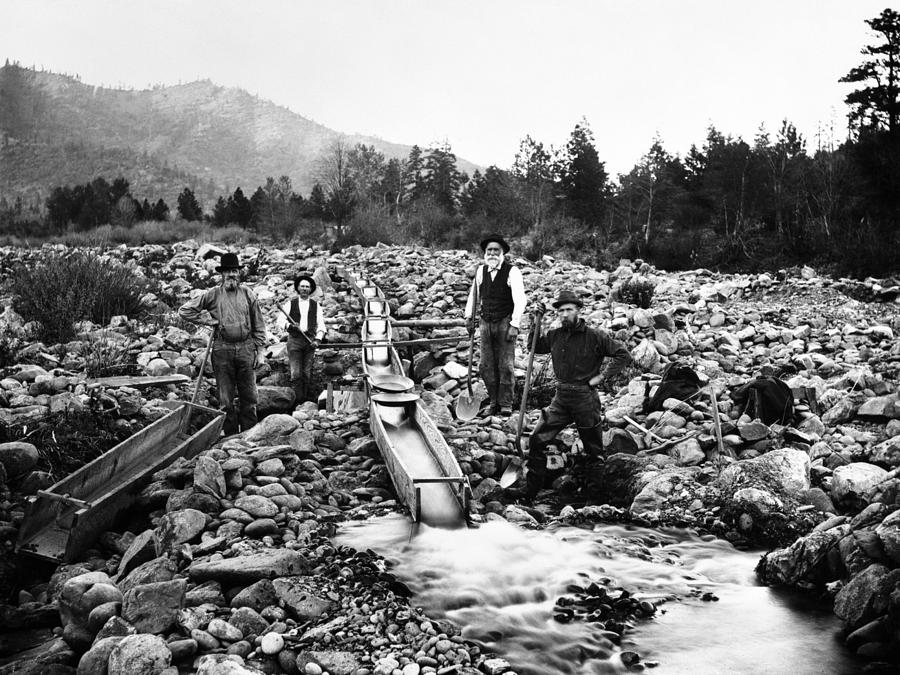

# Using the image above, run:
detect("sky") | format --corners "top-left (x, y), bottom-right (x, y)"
top-left (1, 0), bottom-right (892, 177)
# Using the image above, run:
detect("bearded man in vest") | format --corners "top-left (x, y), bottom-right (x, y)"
top-left (179, 252), bottom-right (267, 436)
top-left (276, 274), bottom-right (326, 404)
top-left (464, 234), bottom-right (527, 416)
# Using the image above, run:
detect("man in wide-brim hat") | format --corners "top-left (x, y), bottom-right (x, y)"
top-left (514, 288), bottom-right (631, 502)
top-left (464, 233), bottom-right (526, 416)
top-left (179, 252), bottom-right (267, 435)
top-left (275, 273), bottom-right (326, 404)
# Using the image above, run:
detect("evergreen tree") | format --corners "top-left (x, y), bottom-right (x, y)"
top-left (177, 187), bottom-right (203, 221)
top-left (559, 120), bottom-right (608, 226)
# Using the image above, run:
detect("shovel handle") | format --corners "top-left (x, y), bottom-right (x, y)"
top-left (514, 309), bottom-right (544, 456)
top-left (466, 281), bottom-right (479, 397)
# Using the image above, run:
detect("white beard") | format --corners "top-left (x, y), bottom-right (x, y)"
top-left (484, 254), bottom-right (501, 271)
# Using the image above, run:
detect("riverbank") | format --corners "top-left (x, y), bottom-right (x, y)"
top-left (1, 241), bottom-right (900, 671)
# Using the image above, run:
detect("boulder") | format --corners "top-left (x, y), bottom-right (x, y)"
top-left (272, 578), bottom-right (334, 621)
top-left (0, 441), bottom-right (40, 477)
top-left (155, 508), bottom-right (207, 552)
top-left (257, 386), bottom-right (296, 414)
top-left (831, 463), bottom-right (889, 501)
top-left (107, 633), bottom-right (172, 674)
top-left (716, 448), bottom-right (809, 497)
top-left (189, 550), bottom-right (309, 583)
top-left (243, 414), bottom-right (299, 442)
top-left (194, 456), bottom-right (227, 498)
top-left (121, 578), bottom-right (186, 633)
top-left (834, 564), bottom-right (900, 631)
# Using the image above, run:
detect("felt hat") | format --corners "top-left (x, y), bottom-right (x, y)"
top-left (479, 234), bottom-right (510, 254)
top-left (293, 274), bottom-right (317, 294)
top-left (552, 289), bottom-right (584, 308)
top-left (215, 252), bottom-right (242, 271)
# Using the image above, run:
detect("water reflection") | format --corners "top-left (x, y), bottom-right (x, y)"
top-left (336, 515), bottom-right (862, 674)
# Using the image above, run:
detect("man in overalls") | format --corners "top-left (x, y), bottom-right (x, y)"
top-left (179, 252), bottom-right (267, 435)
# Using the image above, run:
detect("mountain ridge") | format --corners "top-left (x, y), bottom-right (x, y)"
top-left (0, 63), bottom-right (478, 209)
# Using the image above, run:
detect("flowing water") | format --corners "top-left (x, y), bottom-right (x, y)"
top-left (335, 515), bottom-right (864, 674)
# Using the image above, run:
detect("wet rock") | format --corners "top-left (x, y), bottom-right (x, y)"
top-left (834, 563), bottom-right (900, 631)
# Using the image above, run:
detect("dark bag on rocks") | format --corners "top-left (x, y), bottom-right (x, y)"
top-left (732, 377), bottom-right (794, 425)
top-left (643, 361), bottom-right (702, 413)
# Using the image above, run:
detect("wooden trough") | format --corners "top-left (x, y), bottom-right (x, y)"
top-left (16, 402), bottom-right (224, 562)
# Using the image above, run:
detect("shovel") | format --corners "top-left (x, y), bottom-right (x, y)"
top-left (500, 308), bottom-right (544, 488)
top-left (455, 281), bottom-right (484, 421)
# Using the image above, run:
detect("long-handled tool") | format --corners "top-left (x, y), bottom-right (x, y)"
top-left (275, 303), bottom-right (314, 346)
top-left (455, 281), bottom-right (484, 421)
top-left (184, 326), bottom-right (216, 434)
top-left (500, 308), bottom-right (544, 488)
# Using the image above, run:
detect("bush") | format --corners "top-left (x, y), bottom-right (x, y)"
top-left (10, 251), bottom-right (150, 343)
top-left (613, 275), bottom-right (655, 308)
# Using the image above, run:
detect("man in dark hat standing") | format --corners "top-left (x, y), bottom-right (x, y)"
top-left (275, 274), bottom-right (326, 404)
top-left (464, 234), bottom-right (527, 416)
top-left (179, 252), bottom-right (267, 435)
top-left (517, 289), bottom-right (631, 501)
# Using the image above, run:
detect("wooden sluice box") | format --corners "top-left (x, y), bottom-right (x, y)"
top-left (16, 402), bottom-right (224, 563)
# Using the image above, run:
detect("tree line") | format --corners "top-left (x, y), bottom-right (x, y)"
top-left (1, 8), bottom-right (897, 278)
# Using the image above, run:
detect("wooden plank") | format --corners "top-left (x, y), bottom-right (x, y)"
top-left (86, 374), bottom-right (190, 390)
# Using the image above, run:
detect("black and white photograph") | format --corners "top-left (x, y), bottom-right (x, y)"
top-left (1, 1), bottom-right (899, 673)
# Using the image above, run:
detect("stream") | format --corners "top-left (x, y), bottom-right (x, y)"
top-left (335, 514), bottom-right (863, 674)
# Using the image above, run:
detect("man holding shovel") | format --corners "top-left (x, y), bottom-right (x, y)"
top-left (275, 274), bottom-right (325, 404)
top-left (464, 234), bottom-right (527, 416)
top-left (513, 289), bottom-right (631, 502)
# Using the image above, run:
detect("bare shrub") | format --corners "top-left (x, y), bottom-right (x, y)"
top-left (10, 251), bottom-right (150, 344)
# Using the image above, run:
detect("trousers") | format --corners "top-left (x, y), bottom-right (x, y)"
top-left (287, 336), bottom-right (316, 404)
top-left (479, 316), bottom-right (516, 409)
top-left (526, 385), bottom-right (604, 496)
top-left (211, 339), bottom-right (258, 435)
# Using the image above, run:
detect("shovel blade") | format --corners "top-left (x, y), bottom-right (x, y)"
top-left (499, 457), bottom-right (525, 488)
top-left (455, 393), bottom-right (482, 421)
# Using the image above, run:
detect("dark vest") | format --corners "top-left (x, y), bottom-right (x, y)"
top-left (289, 297), bottom-right (318, 340)
top-left (479, 262), bottom-right (514, 322)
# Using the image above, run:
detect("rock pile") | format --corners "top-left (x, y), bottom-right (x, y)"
top-left (3, 240), bottom-right (900, 670)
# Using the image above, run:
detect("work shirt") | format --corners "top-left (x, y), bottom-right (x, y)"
top-left (178, 285), bottom-right (267, 348)
top-left (464, 262), bottom-right (527, 328)
top-left (532, 318), bottom-right (631, 386)
top-left (275, 297), bottom-right (325, 340)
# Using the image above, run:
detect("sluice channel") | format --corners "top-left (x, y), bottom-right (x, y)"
top-left (336, 514), bottom-right (863, 674)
